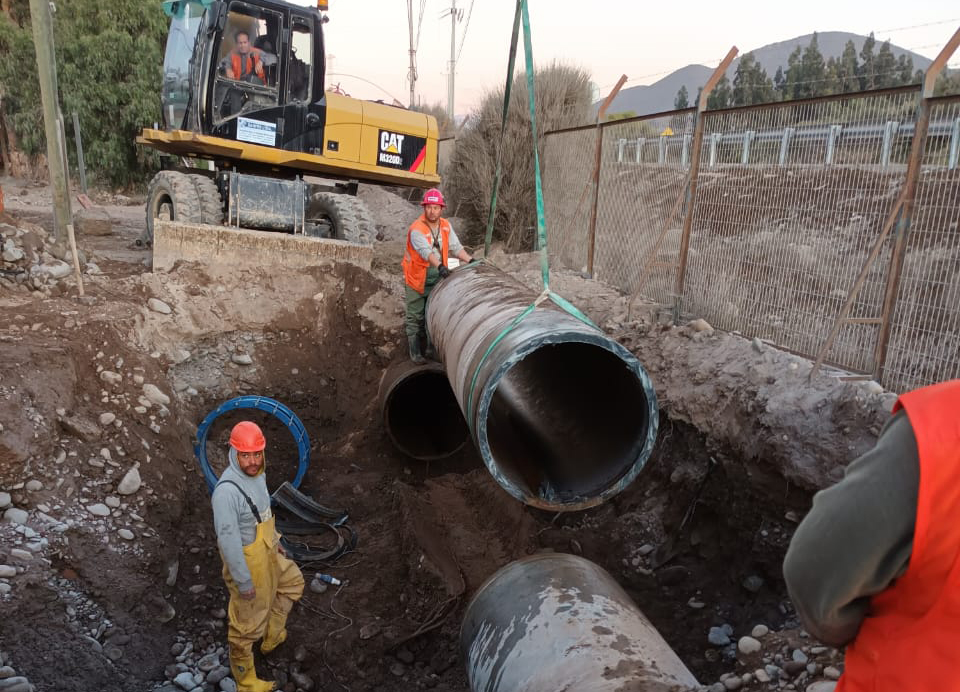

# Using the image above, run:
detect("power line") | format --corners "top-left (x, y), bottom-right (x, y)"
top-left (327, 73), bottom-right (404, 103)
top-left (455, 0), bottom-right (474, 65)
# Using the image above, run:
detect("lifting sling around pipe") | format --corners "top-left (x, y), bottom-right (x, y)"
top-left (426, 263), bottom-right (658, 511)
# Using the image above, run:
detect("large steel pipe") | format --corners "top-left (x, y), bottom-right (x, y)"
top-left (427, 264), bottom-right (658, 510)
top-left (377, 359), bottom-right (470, 460)
top-left (461, 553), bottom-right (699, 692)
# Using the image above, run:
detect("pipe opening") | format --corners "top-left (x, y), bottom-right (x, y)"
top-left (484, 341), bottom-right (652, 504)
top-left (384, 368), bottom-right (469, 460)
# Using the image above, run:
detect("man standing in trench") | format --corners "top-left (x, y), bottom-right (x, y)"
top-left (783, 378), bottom-right (960, 691)
top-left (402, 188), bottom-right (473, 363)
top-left (212, 421), bottom-right (304, 692)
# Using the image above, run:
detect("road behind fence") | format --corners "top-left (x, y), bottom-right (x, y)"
top-left (543, 85), bottom-right (960, 393)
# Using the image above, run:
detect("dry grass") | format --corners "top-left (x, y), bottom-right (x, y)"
top-left (445, 62), bottom-right (593, 251)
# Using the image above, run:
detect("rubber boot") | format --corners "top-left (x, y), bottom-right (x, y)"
top-left (231, 653), bottom-right (276, 692)
top-left (423, 330), bottom-right (437, 361)
top-left (260, 611), bottom-right (288, 654)
top-left (408, 335), bottom-right (426, 364)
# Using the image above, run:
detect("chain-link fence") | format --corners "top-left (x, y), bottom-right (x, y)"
top-left (594, 110), bottom-right (694, 305)
top-left (542, 127), bottom-right (597, 273)
top-left (883, 95), bottom-right (960, 391)
top-left (542, 85), bottom-right (960, 392)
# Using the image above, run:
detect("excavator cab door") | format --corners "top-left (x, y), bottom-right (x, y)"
top-left (277, 13), bottom-right (325, 154)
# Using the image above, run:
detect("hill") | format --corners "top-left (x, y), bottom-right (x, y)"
top-left (604, 31), bottom-right (932, 117)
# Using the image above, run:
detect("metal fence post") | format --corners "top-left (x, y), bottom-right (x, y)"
top-left (658, 135), bottom-right (667, 164)
top-left (778, 127), bottom-right (794, 165)
top-left (825, 124), bottom-right (842, 165)
top-left (635, 137), bottom-right (646, 164)
top-left (948, 117), bottom-right (960, 170)
top-left (708, 132), bottom-right (720, 167)
top-left (673, 47), bottom-right (738, 320)
top-left (681, 134), bottom-right (691, 168)
top-left (741, 130), bottom-right (755, 164)
top-left (880, 120), bottom-right (899, 167)
top-left (873, 31), bottom-right (960, 383)
top-left (617, 138), bottom-right (626, 163)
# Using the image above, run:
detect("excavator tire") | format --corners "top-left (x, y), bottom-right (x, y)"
top-left (307, 192), bottom-right (376, 246)
top-left (141, 171), bottom-right (202, 247)
top-left (189, 174), bottom-right (224, 226)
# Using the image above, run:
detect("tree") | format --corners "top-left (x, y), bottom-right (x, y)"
top-left (774, 66), bottom-right (786, 99)
top-left (706, 75), bottom-right (731, 109)
top-left (0, 0), bottom-right (167, 185)
top-left (732, 52), bottom-right (774, 106)
top-left (783, 45), bottom-right (804, 99)
top-left (896, 53), bottom-right (915, 86)
top-left (874, 40), bottom-right (897, 89)
top-left (674, 85), bottom-right (689, 109)
top-left (824, 57), bottom-right (841, 95)
top-left (859, 32), bottom-right (876, 91)
top-left (838, 40), bottom-right (860, 93)
top-left (798, 33), bottom-right (826, 98)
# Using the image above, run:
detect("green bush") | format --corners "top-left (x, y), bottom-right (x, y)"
top-left (0, 0), bottom-right (167, 187)
top-left (445, 61), bottom-right (592, 251)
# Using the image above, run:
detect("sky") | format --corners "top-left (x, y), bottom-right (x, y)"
top-left (313, 1), bottom-right (960, 115)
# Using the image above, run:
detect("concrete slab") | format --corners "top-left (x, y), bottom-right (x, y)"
top-left (153, 221), bottom-right (373, 273)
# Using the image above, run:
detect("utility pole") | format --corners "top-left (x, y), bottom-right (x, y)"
top-left (29, 0), bottom-right (72, 247)
top-left (407, 0), bottom-right (417, 108)
top-left (440, 0), bottom-right (458, 123)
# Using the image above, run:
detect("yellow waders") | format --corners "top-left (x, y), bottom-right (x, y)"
top-left (223, 515), bottom-right (304, 692)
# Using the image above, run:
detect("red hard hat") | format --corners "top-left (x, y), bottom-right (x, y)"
top-left (421, 188), bottom-right (445, 207)
top-left (229, 421), bottom-right (266, 452)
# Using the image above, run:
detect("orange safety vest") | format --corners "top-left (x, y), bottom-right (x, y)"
top-left (402, 215), bottom-right (450, 294)
top-left (231, 51), bottom-right (264, 83)
top-left (837, 378), bottom-right (960, 692)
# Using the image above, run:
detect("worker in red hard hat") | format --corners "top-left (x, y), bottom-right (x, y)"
top-left (212, 421), bottom-right (304, 692)
top-left (783, 378), bottom-right (960, 692)
top-left (401, 188), bottom-right (473, 363)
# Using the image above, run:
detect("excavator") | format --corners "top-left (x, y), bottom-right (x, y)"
top-left (136, 0), bottom-right (440, 250)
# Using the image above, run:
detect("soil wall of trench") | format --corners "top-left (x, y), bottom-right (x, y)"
top-left (0, 251), bottom-right (896, 692)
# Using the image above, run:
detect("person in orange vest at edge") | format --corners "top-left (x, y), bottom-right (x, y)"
top-left (212, 421), bottom-right (304, 691)
top-left (401, 188), bottom-right (473, 363)
top-left (783, 378), bottom-right (960, 691)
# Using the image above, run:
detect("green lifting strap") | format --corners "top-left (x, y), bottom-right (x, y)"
top-left (465, 0), bottom-right (597, 437)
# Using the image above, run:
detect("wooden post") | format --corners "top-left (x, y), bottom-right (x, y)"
top-left (585, 74), bottom-right (628, 277)
top-left (72, 111), bottom-right (88, 196)
top-left (29, 0), bottom-right (72, 246)
top-left (673, 47), bottom-right (738, 320)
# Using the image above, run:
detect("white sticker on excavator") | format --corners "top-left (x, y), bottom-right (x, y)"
top-left (237, 117), bottom-right (277, 146)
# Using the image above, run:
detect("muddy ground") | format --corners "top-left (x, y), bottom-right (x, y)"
top-left (0, 175), bottom-right (896, 692)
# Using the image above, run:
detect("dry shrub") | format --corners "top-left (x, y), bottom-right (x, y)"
top-left (445, 62), bottom-right (592, 251)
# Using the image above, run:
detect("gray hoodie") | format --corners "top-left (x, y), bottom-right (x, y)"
top-left (211, 448), bottom-right (273, 592)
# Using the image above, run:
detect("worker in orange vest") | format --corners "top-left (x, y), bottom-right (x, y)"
top-left (401, 188), bottom-right (473, 363)
top-left (783, 378), bottom-right (960, 691)
top-left (222, 30), bottom-right (266, 84)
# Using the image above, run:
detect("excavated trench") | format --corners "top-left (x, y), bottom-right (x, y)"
top-left (0, 255), bottom-right (860, 692)
top-left (146, 314), bottom-right (810, 691)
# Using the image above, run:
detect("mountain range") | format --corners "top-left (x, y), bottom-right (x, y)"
top-left (603, 32), bottom-right (933, 117)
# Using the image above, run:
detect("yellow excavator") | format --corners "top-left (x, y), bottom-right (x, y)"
top-left (137, 0), bottom-right (440, 249)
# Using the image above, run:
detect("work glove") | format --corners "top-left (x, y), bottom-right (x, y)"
top-left (437, 265), bottom-right (451, 279)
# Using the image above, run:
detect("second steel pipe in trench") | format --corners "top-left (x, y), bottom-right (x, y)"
top-left (461, 553), bottom-right (700, 691)
top-left (426, 263), bottom-right (658, 511)
top-left (377, 359), bottom-right (470, 460)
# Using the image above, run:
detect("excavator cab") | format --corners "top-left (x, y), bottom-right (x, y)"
top-left (139, 0), bottom-right (440, 251)
top-left (161, 0), bottom-right (324, 153)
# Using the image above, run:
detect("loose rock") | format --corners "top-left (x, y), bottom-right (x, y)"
top-left (148, 298), bottom-right (172, 314)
